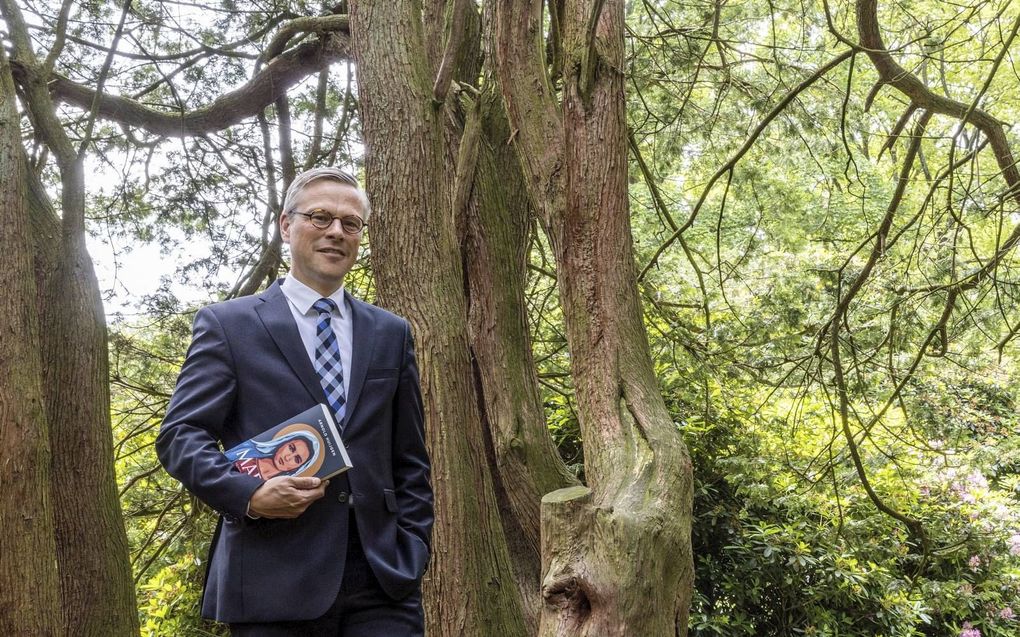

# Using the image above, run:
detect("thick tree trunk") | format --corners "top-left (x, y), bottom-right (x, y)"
top-left (1, 29), bottom-right (138, 635)
top-left (37, 214), bottom-right (139, 636)
top-left (494, 0), bottom-right (695, 634)
top-left (0, 51), bottom-right (63, 637)
top-left (21, 131), bottom-right (140, 637)
top-left (349, 1), bottom-right (527, 634)
top-left (461, 87), bottom-right (580, 627)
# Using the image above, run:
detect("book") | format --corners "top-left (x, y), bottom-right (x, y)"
top-left (224, 404), bottom-right (352, 481)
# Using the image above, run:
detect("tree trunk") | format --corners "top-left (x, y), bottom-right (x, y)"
top-left (0, 26), bottom-right (138, 634)
top-left (35, 197), bottom-right (139, 636)
top-left (0, 49), bottom-right (62, 637)
top-left (461, 86), bottom-right (580, 627)
top-left (494, 0), bottom-right (695, 634)
top-left (349, 1), bottom-right (527, 634)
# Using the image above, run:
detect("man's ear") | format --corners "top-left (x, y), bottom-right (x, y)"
top-left (280, 212), bottom-right (291, 241)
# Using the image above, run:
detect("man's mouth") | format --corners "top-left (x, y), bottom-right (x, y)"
top-left (317, 247), bottom-right (345, 256)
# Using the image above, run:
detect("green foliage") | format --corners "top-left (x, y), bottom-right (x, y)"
top-left (617, 1), bottom-right (1020, 632)
top-left (138, 555), bottom-right (224, 637)
top-left (652, 362), bottom-right (1020, 636)
top-left (111, 314), bottom-right (225, 634)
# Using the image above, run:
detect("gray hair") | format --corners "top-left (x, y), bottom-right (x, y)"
top-left (282, 167), bottom-right (372, 220)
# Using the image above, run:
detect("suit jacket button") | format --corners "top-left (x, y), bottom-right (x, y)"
top-left (337, 491), bottom-right (349, 503)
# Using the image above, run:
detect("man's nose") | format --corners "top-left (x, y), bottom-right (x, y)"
top-left (323, 218), bottom-right (347, 236)
top-left (322, 220), bottom-right (342, 237)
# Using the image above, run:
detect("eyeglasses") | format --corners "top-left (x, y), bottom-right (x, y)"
top-left (290, 209), bottom-right (367, 234)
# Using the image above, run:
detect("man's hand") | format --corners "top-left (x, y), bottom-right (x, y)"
top-left (248, 476), bottom-right (329, 519)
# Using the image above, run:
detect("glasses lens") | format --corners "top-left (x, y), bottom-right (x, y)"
top-left (341, 217), bottom-right (364, 233)
top-left (309, 211), bottom-right (333, 228)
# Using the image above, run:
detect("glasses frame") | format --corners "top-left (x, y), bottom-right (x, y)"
top-left (290, 209), bottom-right (367, 234)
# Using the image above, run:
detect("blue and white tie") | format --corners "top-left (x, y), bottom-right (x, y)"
top-left (312, 298), bottom-right (347, 427)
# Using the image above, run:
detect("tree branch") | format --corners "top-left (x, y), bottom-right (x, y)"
top-left (41, 0), bottom-right (74, 73)
top-left (303, 70), bottom-right (330, 170)
top-left (627, 129), bottom-right (711, 332)
top-left (856, 0), bottom-right (1020, 204)
top-left (493, 0), bottom-right (565, 222)
top-left (578, 0), bottom-right (606, 102)
top-left (820, 112), bottom-right (933, 352)
top-left (638, 50), bottom-right (854, 280)
top-left (856, 0), bottom-right (1020, 293)
top-left (432, 0), bottom-right (471, 104)
top-left (261, 14), bottom-right (349, 62)
top-left (76, 0), bottom-right (133, 160)
top-left (30, 17), bottom-right (288, 61)
top-left (40, 37), bottom-right (349, 138)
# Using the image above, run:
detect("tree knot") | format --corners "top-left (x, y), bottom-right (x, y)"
top-left (542, 573), bottom-right (593, 623)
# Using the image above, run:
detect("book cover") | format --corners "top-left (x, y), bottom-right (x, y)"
top-left (224, 404), bottom-right (352, 481)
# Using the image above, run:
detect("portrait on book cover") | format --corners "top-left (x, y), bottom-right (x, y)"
top-left (225, 423), bottom-right (325, 480)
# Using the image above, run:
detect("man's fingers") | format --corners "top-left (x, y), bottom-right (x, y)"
top-left (289, 481), bottom-right (328, 502)
top-left (248, 476), bottom-right (331, 518)
top-left (287, 476), bottom-right (323, 490)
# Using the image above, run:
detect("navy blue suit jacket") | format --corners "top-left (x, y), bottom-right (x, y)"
top-left (156, 281), bottom-right (433, 623)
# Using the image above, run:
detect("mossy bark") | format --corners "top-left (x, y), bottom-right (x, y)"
top-left (494, 0), bottom-right (695, 634)
top-left (0, 50), bottom-right (62, 637)
top-left (349, 1), bottom-right (527, 634)
top-left (1, 47), bottom-right (137, 637)
top-left (462, 87), bottom-right (580, 628)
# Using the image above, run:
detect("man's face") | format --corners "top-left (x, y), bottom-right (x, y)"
top-left (281, 179), bottom-right (365, 296)
top-left (273, 438), bottom-right (311, 473)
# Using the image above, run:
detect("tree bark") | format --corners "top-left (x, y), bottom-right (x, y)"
top-left (462, 86), bottom-right (580, 628)
top-left (494, 0), bottom-right (695, 634)
top-left (349, 1), bottom-right (527, 634)
top-left (0, 49), bottom-right (62, 637)
top-left (35, 185), bottom-right (139, 636)
top-left (18, 103), bottom-right (140, 637)
top-left (0, 1), bottom-right (139, 629)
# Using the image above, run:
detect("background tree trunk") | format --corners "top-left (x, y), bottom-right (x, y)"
top-left (0, 50), bottom-right (62, 637)
top-left (36, 190), bottom-right (139, 636)
top-left (494, 0), bottom-right (695, 633)
top-left (349, 1), bottom-right (528, 633)
top-left (0, 3), bottom-right (139, 628)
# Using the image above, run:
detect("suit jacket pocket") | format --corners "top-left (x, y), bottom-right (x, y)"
top-left (365, 367), bottom-right (399, 379)
top-left (383, 488), bottom-right (399, 513)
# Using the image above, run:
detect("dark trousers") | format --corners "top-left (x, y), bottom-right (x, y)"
top-left (230, 514), bottom-right (424, 637)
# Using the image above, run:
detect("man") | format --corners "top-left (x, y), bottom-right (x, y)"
top-left (157, 168), bottom-right (433, 636)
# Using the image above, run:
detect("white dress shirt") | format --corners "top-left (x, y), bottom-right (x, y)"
top-left (280, 275), bottom-right (354, 400)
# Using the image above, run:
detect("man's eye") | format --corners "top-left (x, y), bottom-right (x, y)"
top-left (311, 213), bottom-right (332, 224)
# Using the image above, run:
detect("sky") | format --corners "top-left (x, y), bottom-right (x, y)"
top-left (88, 229), bottom-right (230, 320)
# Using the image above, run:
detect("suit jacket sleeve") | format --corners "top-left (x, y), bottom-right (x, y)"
top-left (156, 307), bottom-right (264, 520)
top-left (393, 320), bottom-right (434, 550)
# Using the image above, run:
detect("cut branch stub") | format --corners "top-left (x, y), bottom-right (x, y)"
top-left (539, 484), bottom-right (691, 636)
top-left (541, 486), bottom-right (595, 633)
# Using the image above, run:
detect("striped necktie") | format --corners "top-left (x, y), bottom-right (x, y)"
top-left (312, 298), bottom-right (347, 427)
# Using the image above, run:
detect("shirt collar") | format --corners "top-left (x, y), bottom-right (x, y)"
top-left (281, 275), bottom-right (346, 318)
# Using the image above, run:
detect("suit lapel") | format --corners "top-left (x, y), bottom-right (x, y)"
top-left (343, 291), bottom-right (376, 429)
top-left (254, 282), bottom-right (325, 405)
